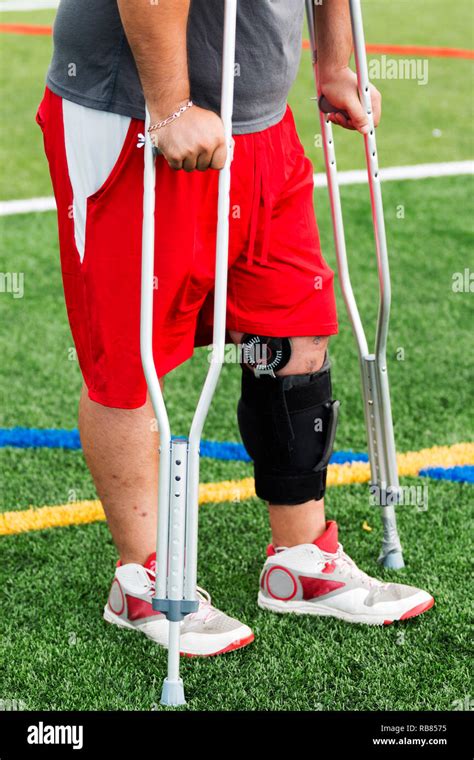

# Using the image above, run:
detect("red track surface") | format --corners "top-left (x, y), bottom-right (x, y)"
top-left (1, 23), bottom-right (473, 60)
top-left (0, 23), bottom-right (52, 36)
top-left (302, 37), bottom-right (474, 59)
top-left (365, 43), bottom-right (474, 59)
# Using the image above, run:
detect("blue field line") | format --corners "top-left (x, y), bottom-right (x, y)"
top-left (1, 428), bottom-right (473, 483)
top-left (419, 466), bottom-right (474, 484)
top-left (0, 426), bottom-right (369, 465)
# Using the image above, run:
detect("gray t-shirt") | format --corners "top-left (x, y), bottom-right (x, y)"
top-left (46, 0), bottom-right (304, 134)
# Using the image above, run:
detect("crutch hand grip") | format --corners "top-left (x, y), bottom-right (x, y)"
top-left (318, 95), bottom-right (349, 119)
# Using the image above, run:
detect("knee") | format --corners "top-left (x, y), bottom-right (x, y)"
top-left (276, 336), bottom-right (329, 376)
top-left (236, 336), bottom-right (338, 505)
top-left (229, 332), bottom-right (330, 376)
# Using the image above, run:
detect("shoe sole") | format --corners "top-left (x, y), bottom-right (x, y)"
top-left (258, 592), bottom-right (435, 626)
top-left (103, 605), bottom-right (254, 656)
top-left (181, 633), bottom-right (254, 658)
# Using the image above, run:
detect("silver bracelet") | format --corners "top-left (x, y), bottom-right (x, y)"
top-left (147, 100), bottom-right (194, 133)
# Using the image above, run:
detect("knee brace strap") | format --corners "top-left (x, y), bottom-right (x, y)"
top-left (237, 361), bottom-right (340, 505)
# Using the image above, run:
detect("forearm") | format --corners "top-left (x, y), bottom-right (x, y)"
top-left (117, 0), bottom-right (190, 117)
top-left (314, 0), bottom-right (353, 78)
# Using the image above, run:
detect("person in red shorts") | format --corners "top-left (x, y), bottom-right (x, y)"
top-left (37, 0), bottom-right (433, 656)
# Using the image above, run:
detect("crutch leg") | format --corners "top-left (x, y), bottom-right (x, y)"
top-left (185, 0), bottom-right (238, 602)
top-left (141, 119), bottom-right (193, 707)
top-left (140, 0), bottom-right (238, 707)
top-left (349, 0), bottom-right (404, 569)
top-left (305, 0), bottom-right (405, 569)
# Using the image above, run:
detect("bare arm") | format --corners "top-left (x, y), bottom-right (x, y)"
top-left (314, 0), bottom-right (381, 133)
top-left (118, 0), bottom-right (189, 118)
top-left (117, 0), bottom-right (226, 171)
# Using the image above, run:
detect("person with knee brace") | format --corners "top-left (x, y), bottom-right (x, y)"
top-left (38, 0), bottom-right (433, 657)
top-left (234, 334), bottom-right (433, 623)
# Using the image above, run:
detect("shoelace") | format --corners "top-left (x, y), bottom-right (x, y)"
top-left (321, 544), bottom-right (386, 588)
top-left (190, 587), bottom-right (220, 623)
top-left (145, 566), bottom-right (218, 623)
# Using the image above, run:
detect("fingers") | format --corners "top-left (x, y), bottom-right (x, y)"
top-left (166, 153), bottom-right (184, 171)
top-left (196, 150), bottom-right (213, 171)
top-left (196, 138), bottom-right (227, 171)
top-left (210, 141), bottom-right (227, 170)
top-left (167, 143), bottom-right (226, 172)
top-left (166, 143), bottom-right (226, 172)
top-left (178, 138), bottom-right (226, 172)
top-left (370, 84), bottom-right (382, 127)
top-left (327, 112), bottom-right (356, 131)
top-left (328, 87), bottom-right (382, 134)
top-left (345, 93), bottom-right (370, 134)
top-left (182, 153), bottom-right (198, 173)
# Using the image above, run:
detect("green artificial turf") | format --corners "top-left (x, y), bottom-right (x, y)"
top-left (0, 480), bottom-right (471, 711)
top-left (0, 0), bottom-right (473, 713)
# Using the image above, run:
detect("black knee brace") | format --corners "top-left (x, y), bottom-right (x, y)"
top-left (237, 359), bottom-right (339, 504)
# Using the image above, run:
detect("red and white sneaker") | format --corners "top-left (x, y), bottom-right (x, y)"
top-left (104, 553), bottom-right (254, 656)
top-left (258, 521), bottom-right (434, 625)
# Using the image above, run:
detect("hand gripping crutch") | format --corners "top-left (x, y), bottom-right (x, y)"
top-left (140, 0), bottom-right (238, 706)
top-left (305, 0), bottom-right (404, 570)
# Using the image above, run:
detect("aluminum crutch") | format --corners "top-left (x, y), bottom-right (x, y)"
top-left (305, 0), bottom-right (405, 570)
top-left (140, 0), bottom-right (238, 707)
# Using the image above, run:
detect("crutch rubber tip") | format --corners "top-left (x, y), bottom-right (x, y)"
top-left (160, 678), bottom-right (186, 707)
top-left (379, 551), bottom-right (405, 571)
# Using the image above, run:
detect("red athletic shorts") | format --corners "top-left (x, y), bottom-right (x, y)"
top-left (37, 87), bottom-right (337, 409)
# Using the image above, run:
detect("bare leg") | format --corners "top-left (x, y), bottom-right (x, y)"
top-left (230, 332), bottom-right (330, 548)
top-left (78, 382), bottom-right (163, 566)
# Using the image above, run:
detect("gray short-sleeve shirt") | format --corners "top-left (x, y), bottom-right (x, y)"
top-left (46, 0), bottom-right (304, 134)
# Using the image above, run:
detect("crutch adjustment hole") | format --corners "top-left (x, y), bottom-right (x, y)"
top-left (175, 475), bottom-right (181, 481)
top-left (176, 460), bottom-right (181, 465)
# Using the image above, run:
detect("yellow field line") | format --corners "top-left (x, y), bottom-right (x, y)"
top-left (0, 443), bottom-right (472, 537)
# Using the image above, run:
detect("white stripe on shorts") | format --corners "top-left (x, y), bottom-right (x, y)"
top-left (62, 100), bottom-right (131, 261)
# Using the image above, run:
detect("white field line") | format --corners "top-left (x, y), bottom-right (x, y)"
top-left (313, 159), bottom-right (474, 188)
top-left (0, 196), bottom-right (56, 215)
top-left (0, 161), bottom-right (472, 217)
top-left (0, 0), bottom-right (58, 10)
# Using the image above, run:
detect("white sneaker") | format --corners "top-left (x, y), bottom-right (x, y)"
top-left (104, 553), bottom-right (254, 656)
top-left (258, 521), bottom-right (434, 625)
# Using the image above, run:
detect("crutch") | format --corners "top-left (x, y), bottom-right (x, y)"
top-left (140, 0), bottom-right (238, 706)
top-left (305, 0), bottom-right (405, 570)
